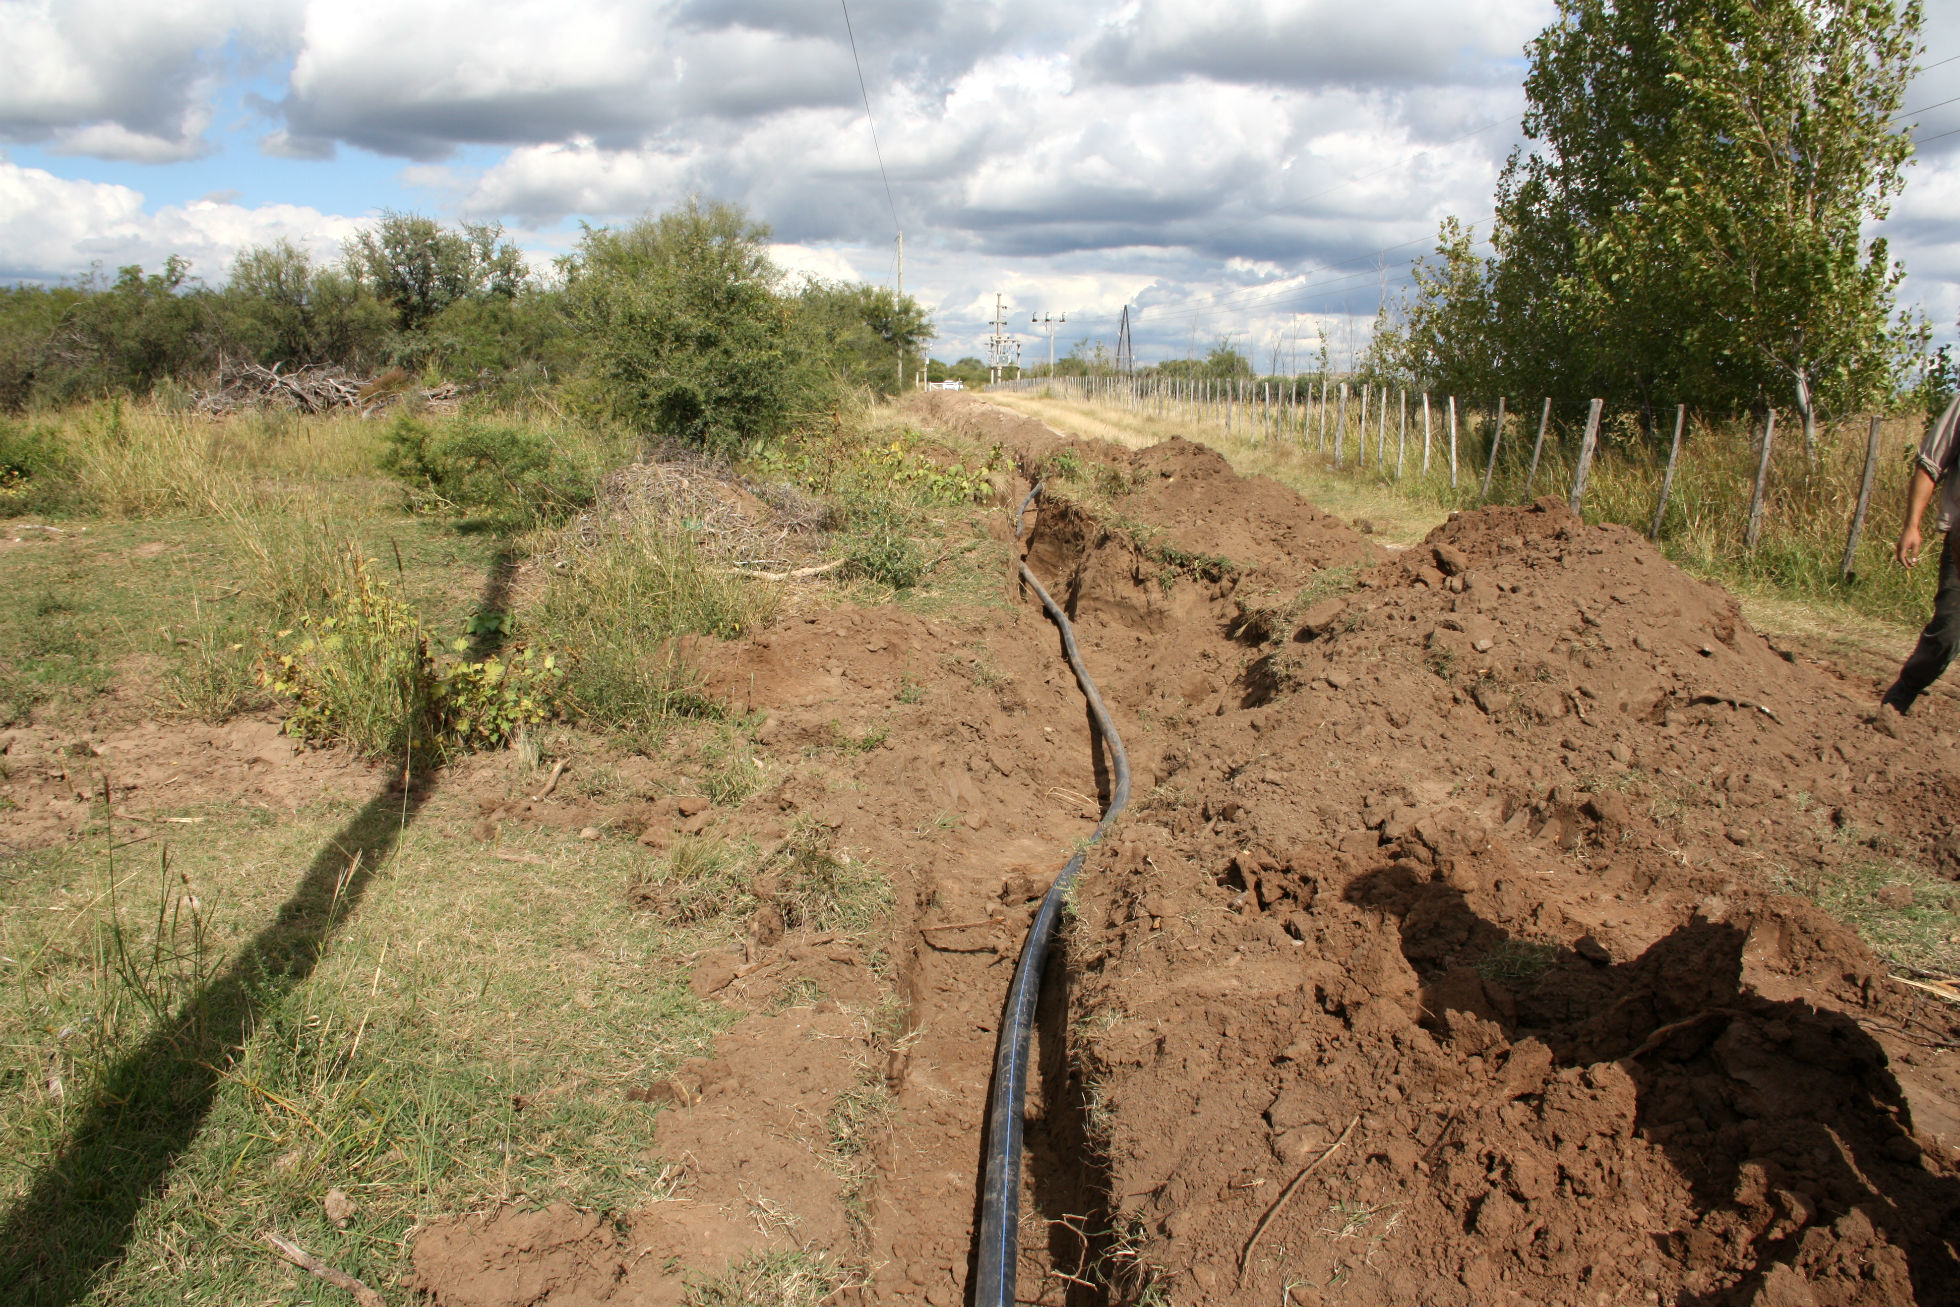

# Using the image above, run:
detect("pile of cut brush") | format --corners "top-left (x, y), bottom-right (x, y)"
top-left (196, 360), bottom-right (466, 417)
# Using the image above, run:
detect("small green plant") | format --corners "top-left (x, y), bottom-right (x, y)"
top-left (829, 721), bottom-right (888, 753)
top-left (681, 1250), bottom-right (845, 1307)
top-left (895, 676), bottom-right (924, 704)
top-left (1475, 938), bottom-right (1559, 984)
top-left (435, 644), bottom-right (563, 751)
top-left (840, 503), bottom-right (927, 590)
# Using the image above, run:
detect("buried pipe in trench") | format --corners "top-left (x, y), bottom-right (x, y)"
top-left (973, 482), bottom-right (1133, 1307)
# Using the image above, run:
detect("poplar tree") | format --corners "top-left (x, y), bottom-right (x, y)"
top-left (1401, 0), bottom-right (1923, 434)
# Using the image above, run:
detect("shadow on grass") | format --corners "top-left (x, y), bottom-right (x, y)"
top-left (0, 543), bottom-right (520, 1303)
top-left (0, 788), bottom-right (425, 1301)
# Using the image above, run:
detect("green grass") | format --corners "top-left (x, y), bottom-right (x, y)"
top-left (0, 394), bottom-right (962, 1304)
top-left (1474, 938), bottom-right (1560, 984)
top-left (1779, 857), bottom-right (1960, 978)
top-left (0, 782), bottom-right (736, 1304)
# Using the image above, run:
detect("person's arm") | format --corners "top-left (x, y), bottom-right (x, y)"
top-left (1898, 465), bottom-right (1939, 568)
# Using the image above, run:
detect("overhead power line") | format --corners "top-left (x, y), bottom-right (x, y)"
top-left (1897, 92), bottom-right (1960, 120)
top-left (838, 0), bottom-right (898, 236)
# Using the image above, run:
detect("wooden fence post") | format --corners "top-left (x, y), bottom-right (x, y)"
top-left (1377, 384), bottom-right (1389, 470)
top-left (1841, 415), bottom-right (1882, 580)
top-left (1480, 396), bottom-right (1508, 501)
top-left (1523, 397), bottom-right (1551, 500)
top-left (1649, 404), bottom-right (1686, 540)
top-left (1422, 393), bottom-right (1432, 474)
top-left (1397, 389), bottom-right (1407, 478)
top-left (1359, 384), bottom-right (1370, 465)
top-left (1448, 395), bottom-right (1459, 488)
top-left (1568, 398), bottom-right (1604, 514)
top-left (1335, 382), bottom-right (1348, 465)
top-left (1745, 409), bottom-right (1777, 551)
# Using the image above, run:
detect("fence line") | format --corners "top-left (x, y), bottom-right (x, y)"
top-left (985, 373), bottom-right (1933, 587)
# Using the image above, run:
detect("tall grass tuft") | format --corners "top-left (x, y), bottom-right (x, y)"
top-left (531, 521), bottom-right (774, 744)
top-left (1, 399), bottom-right (386, 520)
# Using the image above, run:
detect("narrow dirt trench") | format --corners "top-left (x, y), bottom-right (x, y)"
top-left (407, 393), bottom-right (1960, 1306)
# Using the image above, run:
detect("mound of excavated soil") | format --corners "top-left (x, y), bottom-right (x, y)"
top-left (404, 394), bottom-right (1960, 1307)
top-left (1042, 478), bottom-right (1960, 1304)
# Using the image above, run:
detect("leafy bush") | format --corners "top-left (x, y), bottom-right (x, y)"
top-left (263, 555), bottom-right (562, 758)
top-left (564, 199), bottom-right (798, 457)
top-left (381, 412), bottom-right (598, 521)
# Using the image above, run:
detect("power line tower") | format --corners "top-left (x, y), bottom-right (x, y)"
top-left (1033, 310), bottom-right (1066, 376)
top-left (985, 293), bottom-right (1019, 386)
top-left (1114, 305), bottom-right (1135, 375)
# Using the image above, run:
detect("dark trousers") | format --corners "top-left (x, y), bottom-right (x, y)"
top-left (1885, 528), bottom-right (1960, 714)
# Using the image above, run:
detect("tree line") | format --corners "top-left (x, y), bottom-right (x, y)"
top-left (0, 198), bottom-right (934, 457)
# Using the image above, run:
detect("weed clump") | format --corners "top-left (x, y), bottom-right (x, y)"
top-left (264, 555), bottom-right (561, 758)
top-left (532, 525), bottom-right (770, 745)
top-left (628, 837), bottom-right (752, 924)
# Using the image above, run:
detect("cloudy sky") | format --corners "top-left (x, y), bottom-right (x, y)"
top-left (3, 0), bottom-right (1958, 367)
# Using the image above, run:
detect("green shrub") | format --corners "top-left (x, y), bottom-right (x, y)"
top-left (0, 419), bottom-right (83, 515)
top-left (841, 503), bottom-right (926, 589)
top-left (381, 412), bottom-right (598, 521)
top-left (564, 199), bottom-right (797, 457)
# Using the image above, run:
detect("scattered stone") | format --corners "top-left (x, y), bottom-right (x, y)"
top-left (578, 826), bottom-right (601, 841)
top-left (324, 1189), bottom-right (356, 1228)
top-left (1433, 543), bottom-right (1471, 576)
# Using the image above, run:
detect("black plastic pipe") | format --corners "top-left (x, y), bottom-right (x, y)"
top-left (973, 482), bottom-right (1132, 1307)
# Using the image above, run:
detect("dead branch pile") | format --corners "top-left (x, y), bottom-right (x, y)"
top-left (195, 360), bottom-right (466, 418)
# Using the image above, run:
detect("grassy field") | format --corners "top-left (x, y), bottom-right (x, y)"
top-left (0, 393), bottom-right (1003, 1304)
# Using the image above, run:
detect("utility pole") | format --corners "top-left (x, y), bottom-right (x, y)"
top-left (1033, 310), bottom-right (1066, 376)
top-left (895, 230), bottom-right (904, 390)
top-left (986, 293), bottom-right (1019, 387)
